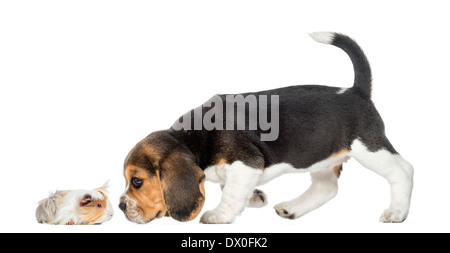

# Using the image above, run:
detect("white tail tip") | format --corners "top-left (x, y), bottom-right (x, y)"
top-left (309, 32), bottom-right (335, 44)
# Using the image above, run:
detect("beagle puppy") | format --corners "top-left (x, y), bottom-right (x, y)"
top-left (119, 32), bottom-right (413, 224)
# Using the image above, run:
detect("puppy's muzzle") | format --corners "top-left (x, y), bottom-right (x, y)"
top-left (119, 202), bottom-right (126, 212)
top-left (119, 195), bottom-right (146, 224)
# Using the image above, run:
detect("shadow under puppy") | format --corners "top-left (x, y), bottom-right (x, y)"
top-left (119, 32), bottom-right (413, 224)
top-left (36, 181), bottom-right (114, 225)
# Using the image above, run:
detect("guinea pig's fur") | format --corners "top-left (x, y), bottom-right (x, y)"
top-left (36, 181), bottom-right (114, 225)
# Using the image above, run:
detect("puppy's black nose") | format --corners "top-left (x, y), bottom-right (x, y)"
top-left (119, 202), bottom-right (126, 212)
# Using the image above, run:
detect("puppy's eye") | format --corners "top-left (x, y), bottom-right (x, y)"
top-left (132, 177), bottom-right (143, 188)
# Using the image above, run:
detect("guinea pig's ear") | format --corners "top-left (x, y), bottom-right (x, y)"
top-left (159, 153), bottom-right (205, 222)
top-left (80, 194), bottom-right (92, 207)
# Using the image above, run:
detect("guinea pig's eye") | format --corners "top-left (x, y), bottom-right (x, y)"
top-left (97, 203), bottom-right (103, 208)
top-left (132, 177), bottom-right (143, 188)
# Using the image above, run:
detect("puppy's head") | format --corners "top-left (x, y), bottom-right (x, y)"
top-left (119, 131), bottom-right (205, 224)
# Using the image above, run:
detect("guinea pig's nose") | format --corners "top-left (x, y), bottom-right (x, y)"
top-left (119, 202), bottom-right (126, 212)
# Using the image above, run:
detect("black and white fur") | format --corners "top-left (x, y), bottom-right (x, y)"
top-left (195, 32), bottom-right (413, 223)
top-left (120, 32), bottom-right (413, 224)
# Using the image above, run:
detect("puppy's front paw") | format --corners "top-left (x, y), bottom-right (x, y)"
top-left (379, 208), bottom-right (408, 223)
top-left (200, 210), bottom-right (234, 224)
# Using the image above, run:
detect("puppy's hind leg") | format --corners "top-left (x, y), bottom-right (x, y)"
top-left (274, 165), bottom-right (341, 220)
top-left (350, 139), bottom-right (413, 222)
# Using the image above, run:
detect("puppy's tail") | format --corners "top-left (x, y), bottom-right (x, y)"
top-left (309, 32), bottom-right (372, 99)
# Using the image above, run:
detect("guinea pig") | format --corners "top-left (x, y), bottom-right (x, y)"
top-left (36, 181), bottom-right (114, 225)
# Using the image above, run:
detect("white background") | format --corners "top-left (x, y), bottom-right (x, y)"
top-left (1, 0), bottom-right (449, 233)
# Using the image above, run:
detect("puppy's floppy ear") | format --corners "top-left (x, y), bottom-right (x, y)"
top-left (160, 153), bottom-right (205, 222)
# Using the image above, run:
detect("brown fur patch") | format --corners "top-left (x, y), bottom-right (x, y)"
top-left (216, 158), bottom-right (228, 166)
top-left (330, 148), bottom-right (350, 158)
top-left (124, 166), bottom-right (168, 222)
top-left (333, 165), bottom-right (343, 178)
top-left (78, 193), bottom-right (108, 224)
top-left (329, 149), bottom-right (348, 178)
top-left (124, 142), bottom-right (163, 173)
top-left (141, 144), bottom-right (162, 165)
